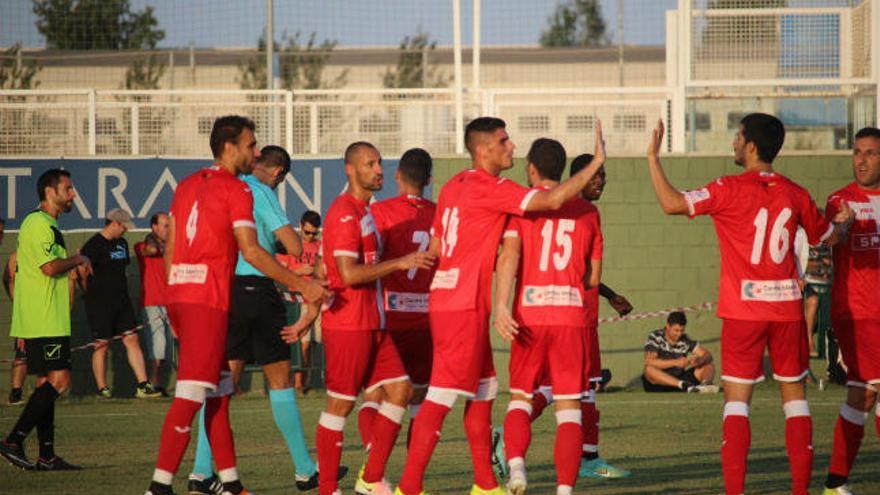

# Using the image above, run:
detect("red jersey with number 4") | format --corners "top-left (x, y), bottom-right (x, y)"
top-left (372, 194), bottom-right (437, 331)
top-left (685, 171), bottom-right (832, 321)
top-left (826, 182), bottom-right (880, 321)
top-left (321, 192), bottom-right (382, 331)
top-left (505, 192), bottom-right (602, 327)
top-left (430, 168), bottom-right (537, 313)
top-left (167, 166), bottom-right (255, 312)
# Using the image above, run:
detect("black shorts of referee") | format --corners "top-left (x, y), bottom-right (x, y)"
top-left (227, 275), bottom-right (289, 365)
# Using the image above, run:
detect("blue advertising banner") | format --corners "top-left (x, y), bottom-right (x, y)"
top-left (0, 158), bottom-right (422, 231)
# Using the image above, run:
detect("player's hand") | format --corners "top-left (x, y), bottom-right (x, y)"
top-left (648, 118), bottom-right (665, 159)
top-left (280, 302), bottom-right (319, 343)
top-left (593, 117), bottom-right (606, 166)
top-left (832, 201), bottom-right (855, 226)
top-left (293, 264), bottom-right (315, 276)
top-left (608, 294), bottom-right (633, 317)
top-left (677, 357), bottom-right (689, 368)
top-left (399, 251), bottom-right (436, 272)
top-left (300, 278), bottom-right (330, 304)
top-left (493, 304), bottom-right (519, 341)
top-left (77, 254), bottom-right (93, 277)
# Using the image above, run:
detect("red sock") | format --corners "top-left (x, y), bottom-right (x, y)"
top-left (155, 397), bottom-right (203, 475)
top-left (204, 395), bottom-right (236, 472)
top-left (363, 403), bottom-right (405, 483)
top-left (581, 401), bottom-right (599, 455)
top-left (399, 400), bottom-right (451, 495)
top-left (722, 412), bottom-right (750, 495)
top-left (464, 399), bottom-right (497, 490)
top-left (358, 402), bottom-right (379, 450)
top-left (503, 401), bottom-right (532, 462)
top-left (316, 413), bottom-right (345, 495)
top-left (554, 411), bottom-right (582, 489)
top-left (829, 408), bottom-right (865, 479)
top-left (785, 415), bottom-right (813, 495)
top-left (530, 392), bottom-right (549, 421)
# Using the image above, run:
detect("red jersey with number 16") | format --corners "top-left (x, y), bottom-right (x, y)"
top-left (167, 166), bottom-right (255, 312)
top-left (504, 191), bottom-right (602, 327)
top-left (321, 192), bottom-right (382, 331)
top-left (685, 170), bottom-right (831, 321)
top-left (372, 194), bottom-right (437, 331)
top-left (430, 168), bottom-right (537, 313)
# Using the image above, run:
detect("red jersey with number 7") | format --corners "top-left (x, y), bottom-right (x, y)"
top-left (371, 194), bottom-right (437, 330)
top-left (684, 170), bottom-right (832, 321)
top-left (167, 166), bottom-right (255, 312)
top-left (430, 168), bottom-right (537, 313)
top-left (504, 190), bottom-right (602, 327)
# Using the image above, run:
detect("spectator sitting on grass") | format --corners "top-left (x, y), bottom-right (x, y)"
top-left (642, 311), bottom-right (716, 392)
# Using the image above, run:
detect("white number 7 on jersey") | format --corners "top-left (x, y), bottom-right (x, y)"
top-left (408, 230), bottom-right (430, 280)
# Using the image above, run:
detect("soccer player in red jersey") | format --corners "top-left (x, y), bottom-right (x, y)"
top-left (395, 117), bottom-right (607, 495)
top-left (145, 116), bottom-right (327, 495)
top-left (315, 142), bottom-right (435, 495)
top-left (493, 138), bottom-right (602, 495)
top-left (646, 113), bottom-right (853, 495)
top-left (822, 127), bottom-right (880, 495)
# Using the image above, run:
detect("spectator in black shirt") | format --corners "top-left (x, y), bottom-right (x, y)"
top-left (642, 311), bottom-right (716, 392)
top-left (78, 208), bottom-right (160, 399)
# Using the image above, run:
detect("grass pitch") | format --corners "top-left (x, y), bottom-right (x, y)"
top-left (1, 383), bottom-right (878, 494)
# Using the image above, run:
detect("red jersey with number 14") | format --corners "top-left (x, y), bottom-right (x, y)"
top-left (430, 168), bottom-right (537, 313)
top-left (505, 191), bottom-right (602, 327)
top-left (826, 182), bottom-right (880, 321)
top-left (685, 170), bottom-right (831, 321)
top-left (321, 192), bottom-right (382, 331)
top-left (372, 194), bottom-right (437, 331)
top-left (167, 166), bottom-right (255, 312)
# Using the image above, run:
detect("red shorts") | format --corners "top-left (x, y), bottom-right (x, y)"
top-left (429, 310), bottom-right (496, 397)
top-left (585, 321), bottom-right (602, 383)
top-left (167, 303), bottom-right (230, 389)
top-left (721, 319), bottom-right (808, 384)
top-left (388, 329), bottom-right (433, 387)
top-left (833, 319), bottom-right (880, 387)
top-left (323, 328), bottom-right (408, 401)
top-left (509, 325), bottom-right (585, 400)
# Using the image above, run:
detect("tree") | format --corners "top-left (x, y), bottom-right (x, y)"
top-left (0, 44), bottom-right (41, 89)
top-left (238, 32), bottom-right (347, 90)
top-left (539, 0), bottom-right (609, 48)
top-left (382, 31), bottom-right (448, 88)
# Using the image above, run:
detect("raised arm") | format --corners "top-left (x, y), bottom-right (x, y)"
top-left (646, 119), bottom-right (689, 215)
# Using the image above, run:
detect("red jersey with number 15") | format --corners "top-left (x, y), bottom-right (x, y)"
top-left (372, 194), bottom-right (437, 330)
top-left (685, 170), bottom-right (832, 321)
top-left (504, 191), bottom-right (602, 327)
top-left (321, 192), bottom-right (382, 331)
top-left (826, 182), bottom-right (880, 321)
top-left (167, 166), bottom-right (255, 312)
top-left (430, 168), bottom-right (537, 313)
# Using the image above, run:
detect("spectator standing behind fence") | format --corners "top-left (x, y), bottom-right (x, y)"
top-left (295, 210), bottom-right (322, 392)
top-left (79, 208), bottom-right (161, 399)
top-left (2, 218), bottom-right (29, 406)
top-left (642, 311), bottom-right (716, 393)
top-left (135, 212), bottom-right (174, 396)
top-left (0, 169), bottom-right (92, 471)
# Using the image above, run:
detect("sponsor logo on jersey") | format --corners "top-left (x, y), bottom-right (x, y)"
top-left (110, 245), bottom-right (128, 260)
top-left (339, 215), bottom-right (355, 223)
top-left (741, 278), bottom-right (801, 302)
top-left (852, 233), bottom-right (880, 251)
top-left (521, 285), bottom-right (583, 307)
top-left (430, 268), bottom-right (460, 290)
top-left (848, 201), bottom-right (878, 222)
top-left (385, 291), bottom-right (429, 313)
top-left (168, 263), bottom-right (209, 285)
top-left (684, 188), bottom-right (710, 205)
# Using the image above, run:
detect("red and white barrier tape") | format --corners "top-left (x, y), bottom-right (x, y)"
top-left (598, 301), bottom-right (715, 324)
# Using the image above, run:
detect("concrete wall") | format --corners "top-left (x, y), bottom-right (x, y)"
top-left (0, 154), bottom-right (855, 395)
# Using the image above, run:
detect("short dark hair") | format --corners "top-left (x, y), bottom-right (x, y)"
top-left (527, 138), bottom-right (566, 181)
top-left (667, 311), bottom-right (687, 327)
top-left (150, 212), bottom-right (167, 226)
top-left (740, 113), bottom-right (785, 164)
top-left (465, 117), bottom-right (506, 154)
top-left (258, 145), bottom-right (291, 175)
top-left (398, 148), bottom-right (432, 187)
top-left (301, 210), bottom-right (321, 228)
top-left (854, 126), bottom-right (880, 140)
top-left (209, 115), bottom-right (256, 159)
top-left (344, 141), bottom-right (378, 164)
top-left (37, 168), bottom-right (71, 202)
top-left (569, 153), bottom-right (595, 176)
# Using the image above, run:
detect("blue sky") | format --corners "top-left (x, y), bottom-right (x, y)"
top-left (2, 0), bottom-right (676, 49)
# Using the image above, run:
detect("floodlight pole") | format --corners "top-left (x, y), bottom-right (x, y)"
top-left (453, 0), bottom-right (465, 154)
top-left (473, 0), bottom-right (481, 90)
top-left (266, 0), bottom-right (274, 91)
